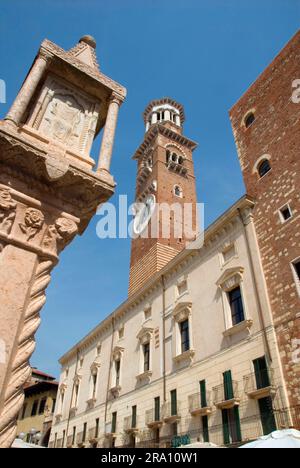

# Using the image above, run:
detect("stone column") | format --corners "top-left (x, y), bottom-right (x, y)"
top-left (0, 186), bottom-right (79, 448)
top-left (5, 52), bottom-right (50, 126)
top-left (164, 110), bottom-right (171, 121)
top-left (175, 115), bottom-right (180, 126)
top-left (97, 93), bottom-right (122, 173)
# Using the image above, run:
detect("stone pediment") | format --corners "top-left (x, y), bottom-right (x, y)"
top-left (173, 302), bottom-right (192, 322)
top-left (137, 327), bottom-right (154, 344)
top-left (112, 346), bottom-right (124, 361)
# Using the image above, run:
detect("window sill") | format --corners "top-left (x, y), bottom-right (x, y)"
top-left (223, 319), bottom-right (253, 337)
top-left (173, 349), bottom-right (195, 364)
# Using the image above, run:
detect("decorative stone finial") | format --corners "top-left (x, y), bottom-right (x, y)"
top-left (79, 35), bottom-right (96, 49)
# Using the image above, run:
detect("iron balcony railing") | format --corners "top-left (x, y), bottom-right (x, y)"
top-left (243, 369), bottom-right (275, 394)
top-left (162, 401), bottom-right (181, 420)
top-left (124, 415), bottom-right (138, 431)
top-left (146, 408), bottom-right (163, 426)
top-left (213, 381), bottom-right (239, 406)
top-left (188, 391), bottom-right (212, 413)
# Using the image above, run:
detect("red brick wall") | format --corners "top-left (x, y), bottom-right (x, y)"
top-left (230, 31), bottom-right (300, 409)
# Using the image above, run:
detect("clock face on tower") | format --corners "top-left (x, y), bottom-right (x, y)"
top-left (133, 194), bottom-right (156, 235)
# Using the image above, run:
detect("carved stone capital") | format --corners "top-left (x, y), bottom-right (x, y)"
top-left (19, 208), bottom-right (45, 241)
top-left (0, 188), bottom-right (17, 235)
top-left (42, 217), bottom-right (78, 255)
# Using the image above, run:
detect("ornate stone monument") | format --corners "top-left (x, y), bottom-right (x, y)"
top-left (0, 35), bottom-right (126, 447)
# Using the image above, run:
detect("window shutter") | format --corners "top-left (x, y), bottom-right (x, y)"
top-left (223, 370), bottom-right (234, 400)
top-left (222, 409), bottom-right (230, 445)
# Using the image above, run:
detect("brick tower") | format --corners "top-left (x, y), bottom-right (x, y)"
top-left (230, 31), bottom-right (300, 415)
top-left (129, 98), bottom-right (198, 296)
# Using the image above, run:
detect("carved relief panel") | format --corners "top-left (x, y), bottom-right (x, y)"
top-left (28, 75), bottom-right (101, 156)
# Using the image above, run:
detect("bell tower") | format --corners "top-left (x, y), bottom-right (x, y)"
top-left (129, 98), bottom-right (198, 296)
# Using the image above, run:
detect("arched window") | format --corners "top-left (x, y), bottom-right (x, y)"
top-left (174, 185), bottom-right (183, 198)
top-left (258, 159), bottom-right (271, 178)
top-left (166, 150), bottom-right (171, 164)
top-left (244, 112), bottom-right (255, 128)
top-left (178, 156), bottom-right (184, 165)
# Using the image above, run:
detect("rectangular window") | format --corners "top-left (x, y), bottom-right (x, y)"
top-left (200, 380), bottom-right (207, 408)
top-left (31, 400), bottom-right (39, 417)
top-left (132, 405), bottom-right (137, 428)
top-left (54, 433), bottom-right (57, 448)
top-left (154, 397), bottom-right (160, 422)
top-left (253, 356), bottom-right (270, 389)
top-left (112, 412), bottom-right (117, 434)
top-left (170, 389), bottom-right (177, 416)
top-left (228, 287), bottom-right (245, 325)
top-left (95, 418), bottom-right (99, 439)
top-left (39, 398), bottom-right (47, 415)
top-left (180, 319), bottom-right (190, 353)
top-left (279, 204), bottom-right (293, 223)
top-left (62, 430), bottom-right (66, 448)
top-left (143, 343), bottom-right (150, 372)
top-left (258, 397), bottom-right (277, 435)
top-left (72, 427), bottom-right (76, 445)
top-left (222, 407), bottom-right (242, 445)
top-left (83, 422), bottom-right (87, 442)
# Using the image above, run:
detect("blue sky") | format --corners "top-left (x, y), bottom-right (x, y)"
top-left (0, 0), bottom-right (299, 377)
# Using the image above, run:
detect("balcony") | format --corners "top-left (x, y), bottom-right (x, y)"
top-left (162, 402), bottom-right (181, 424)
top-left (124, 416), bottom-right (139, 434)
top-left (244, 369), bottom-right (277, 400)
top-left (145, 408), bottom-right (163, 428)
top-left (88, 427), bottom-right (99, 443)
top-left (213, 381), bottom-right (240, 409)
top-left (76, 432), bottom-right (86, 447)
top-left (66, 435), bottom-right (73, 448)
top-left (188, 392), bottom-right (212, 417)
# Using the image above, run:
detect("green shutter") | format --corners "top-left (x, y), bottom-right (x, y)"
top-left (132, 406), bottom-right (137, 428)
top-left (202, 416), bottom-right (209, 443)
top-left (223, 370), bottom-right (234, 400)
top-left (200, 380), bottom-right (207, 408)
top-left (222, 410), bottom-right (230, 445)
top-left (233, 406), bottom-right (242, 442)
top-left (154, 397), bottom-right (160, 421)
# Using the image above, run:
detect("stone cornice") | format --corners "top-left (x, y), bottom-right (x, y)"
top-left (132, 124), bottom-right (198, 160)
top-left (59, 195), bottom-right (256, 365)
top-left (0, 126), bottom-right (114, 234)
top-left (40, 40), bottom-right (127, 101)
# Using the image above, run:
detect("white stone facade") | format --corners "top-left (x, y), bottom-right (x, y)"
top-left (49, 197), bottom-right (291, 448)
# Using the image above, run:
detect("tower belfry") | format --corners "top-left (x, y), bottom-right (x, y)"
top-left (129, 98), bottom-right (198, 296)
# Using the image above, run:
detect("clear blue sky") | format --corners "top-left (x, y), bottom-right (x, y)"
top-left (0, 0), bottom-right (299, 377)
